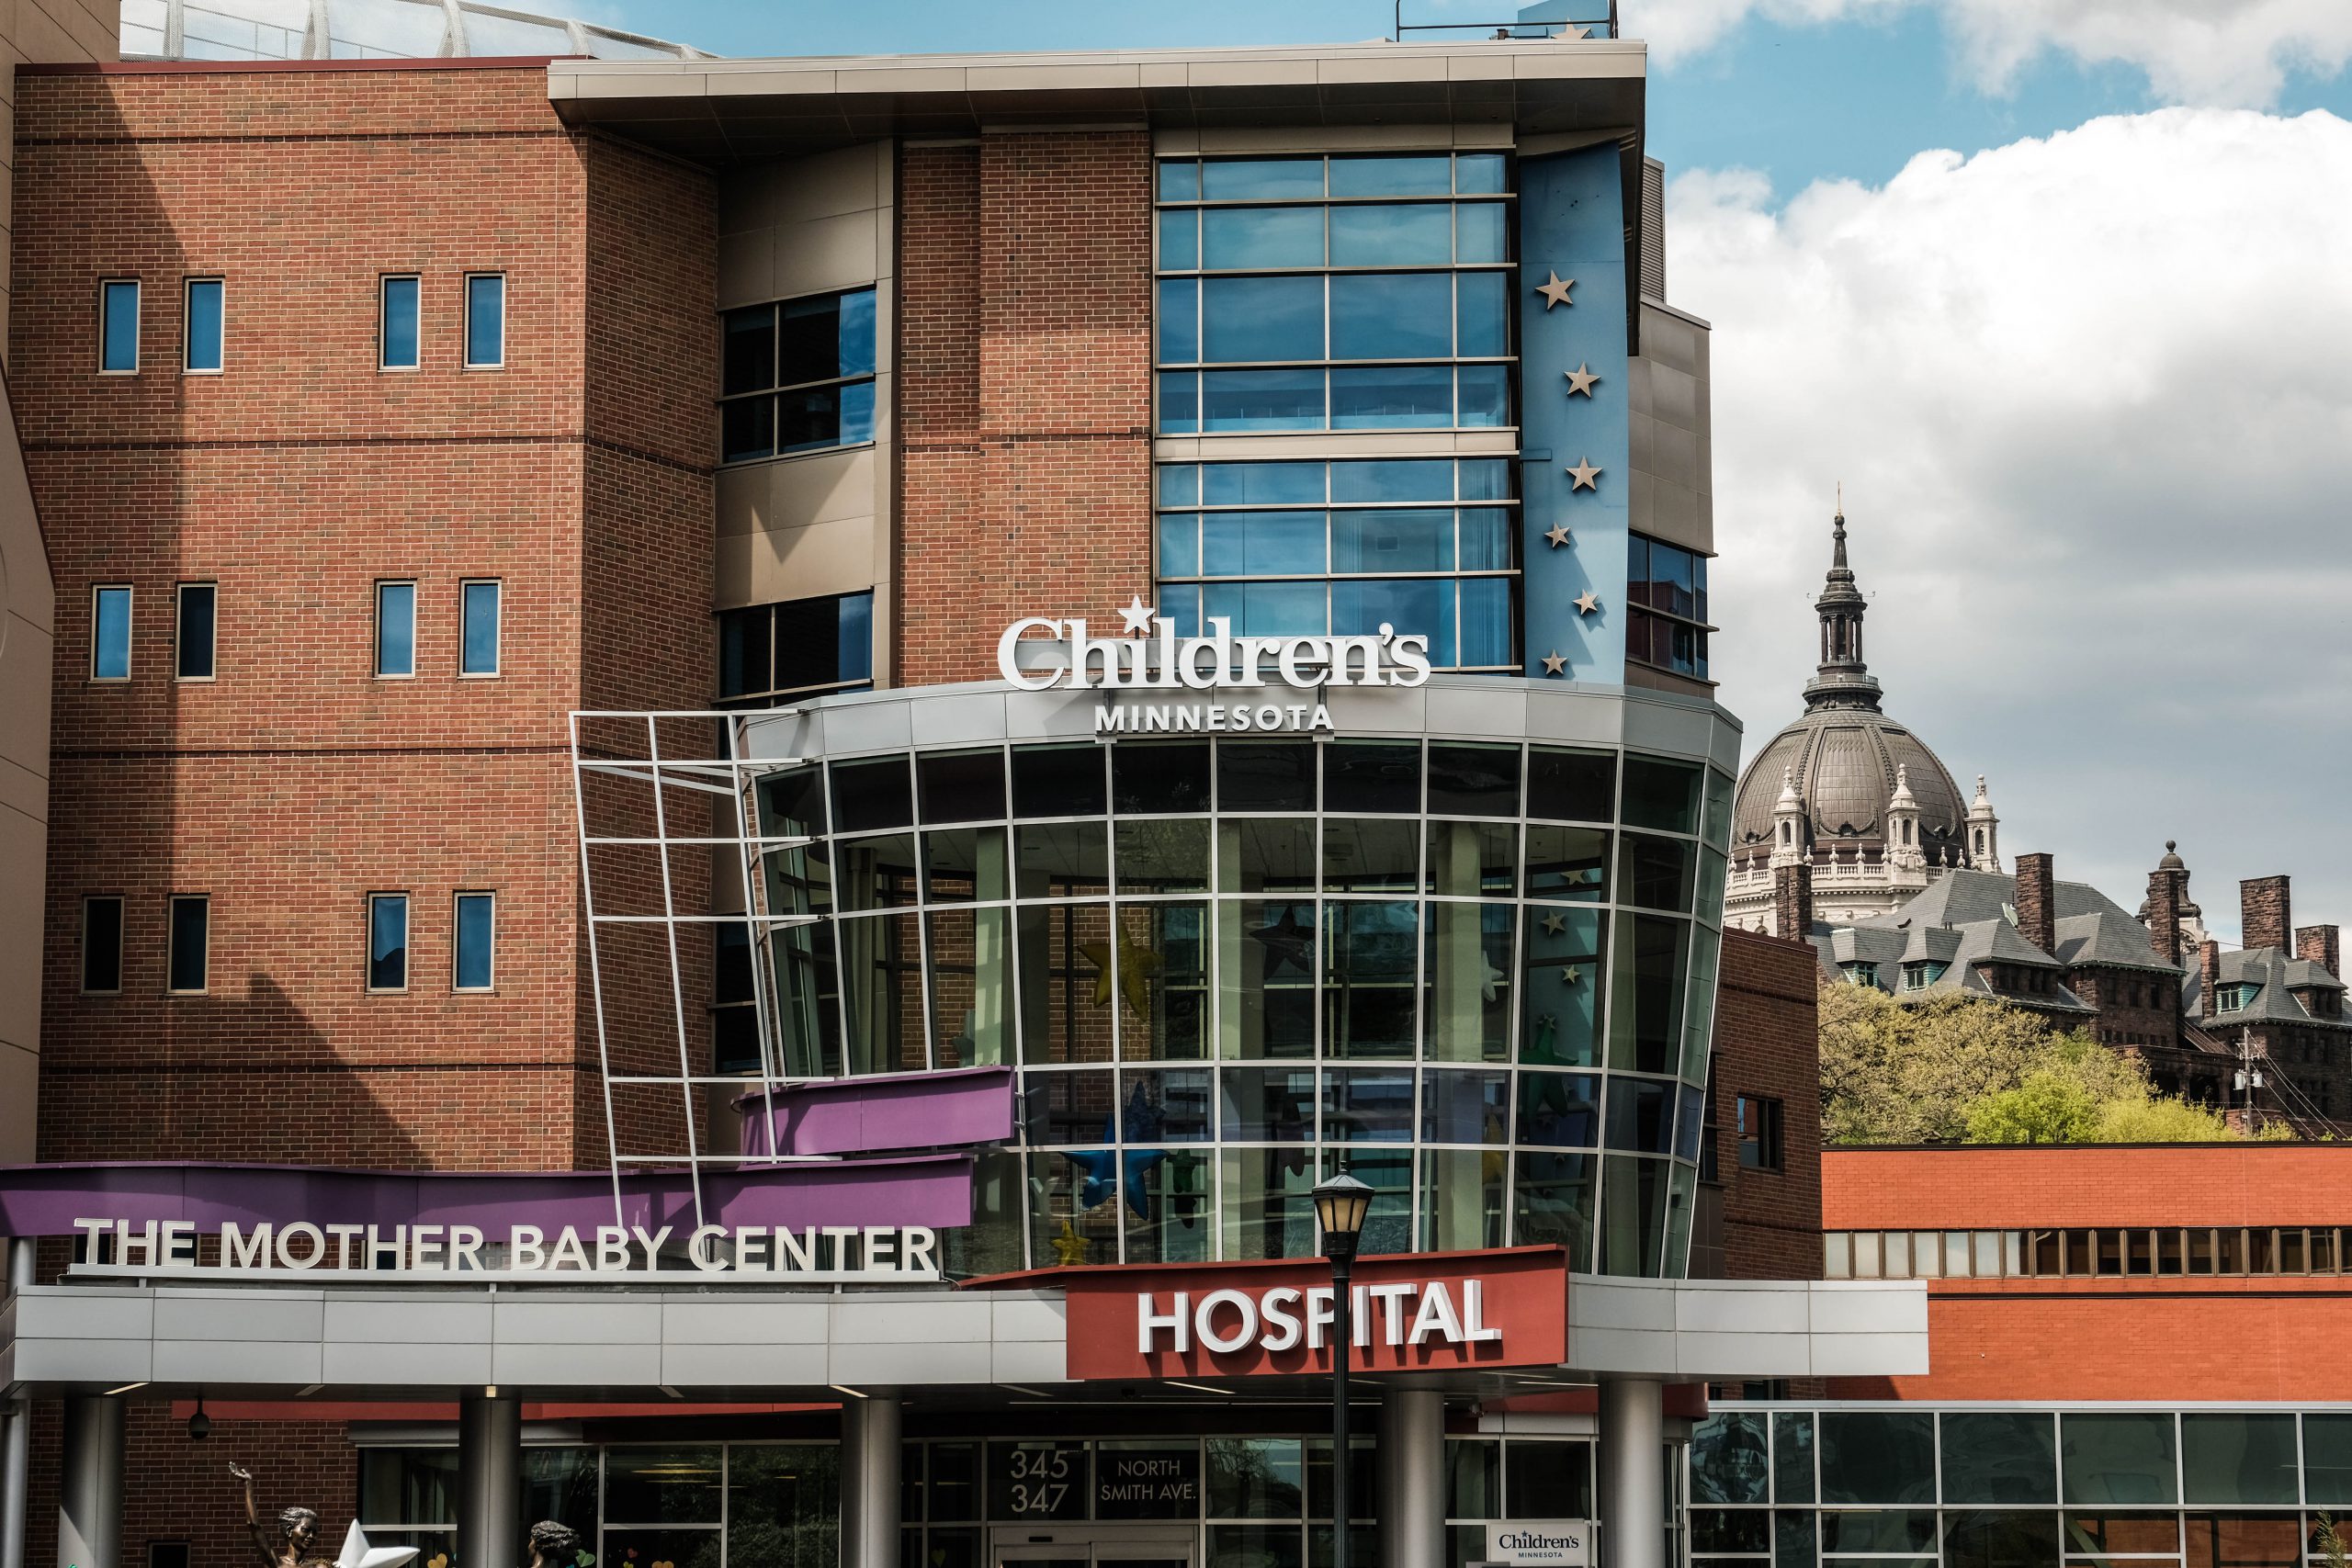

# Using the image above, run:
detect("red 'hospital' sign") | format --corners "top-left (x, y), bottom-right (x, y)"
top-left (1054, 1246), bottom-right (1569, 1381)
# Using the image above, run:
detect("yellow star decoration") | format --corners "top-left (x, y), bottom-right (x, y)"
top-left (1566, 457), bottom-right (1602, 491)
top-left (1050, 1218), bottom-right (1091, 1266)
top-left (1564, 363), bottom-right (1600, 396)
top-left (1080, 936), bottom-right (1162, 1021)
top-left (1534, 271), bottom-right (1575, 310)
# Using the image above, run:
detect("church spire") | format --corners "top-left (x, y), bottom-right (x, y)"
top-left (1804, 494), bottom-right (1884, 713)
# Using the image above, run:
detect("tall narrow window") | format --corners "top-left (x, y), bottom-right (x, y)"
top-left (175, 583), bottom-right (217, 681)
top-left (380, 276), bottom-right (421, 370)
top-left (368, 894), bottom-right (409, 992)
top-left (100, 279), bottom-right (140, 373)
top-left (453, 892), bottom-right (495, 991)
top-left (459, 581), bottom-right (501, 676)
top-left (464, 274), bottom-right (505, 368)
top-left (167, 895), bottom-right (209, 994)
top-left (183, 279), bottom-right (223, 373)
top-left (376, 581), bottom-right (416, 678)
top-left (91, 585), bottom-right (133, 681)
top-left (81, 897), bottom-right (124, 994)
top-left (1736, 1095), bottom-right (1785, 1172)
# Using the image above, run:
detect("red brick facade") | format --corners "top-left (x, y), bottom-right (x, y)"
top-left (1701, 929), bottom-right (1824, 1281)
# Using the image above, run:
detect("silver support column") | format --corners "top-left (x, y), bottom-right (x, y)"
top-left (1597, 1379), bottom-right (1665, 1568)
top-left (56, 1396), bottom-right (124, 1568)
top-left (458, 1394), bottom-right (522, 1568)
top-left (3, 1242), bottom-right (35, 1568)
top-left (839, 1396), bottom-right (901, 1568)
top-left (1379, 1388), bottom-right (1445, 1568)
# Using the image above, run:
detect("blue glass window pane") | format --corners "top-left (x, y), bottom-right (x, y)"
top-left (175, 584), bottom-right (216, 680)
top-left (1333, 578), bottom-right (1451, 665)
top-left (1331, 460), bottom-right (1452, 502)
top-left (1331, 366), bottom-right (1453, 429)
top-left (1204, 462), bottom-right (1325, 506)
top-left (1455, 153), bottom-right (1506, 194)
top-left (1459, 578), bottom-right (1513, 666)
top-left (1202, 276), bottom-right (1323, 362)
top-left (1456, 203), bottom-right (1509, 264)
top-left (839, 379), bottom-right (876, 446)
top-left (376, 582), bottom-right (415, 677)
top-left (1158, 584), bottom-right (1202, 637)
top-left (1159, 209), bottom-right (1199, 270)
top-left (369, 897), bottom-right (409, 990)
top-left (1329, 204), bottom-right (1453, 265)
top-left (1202, 369), bottom-right (1324, 432)
top-left (1329, 154), bottom-right (1452, 197)
top-left (1656, 541), bottom-right (1698, 619)
top-left (1159, 513), bottom-right (1202, 579)
top-left (837, 288), bottom-right (877, 377)
top-left (1627, 535), bottom-right (1652, 603)
top-left (101, 281), bottom-right (139, 372)
top-left (1459, 459), bottom-right (1510, 501)
top-left (1422, 1069), bottom-right (1510, 1143)
top-left (1158, 278), bottom-right (1200, 364)
top-left (92, 587), bottom-right (131, 679)
top-left (1458, 365), bottom-right (1511, 427)
top-left (1517, 1071), bottom-right (1601, 1147)
top-left (1158, 465), bottom-right (1201, 507)
top-left (1159, 371), bottom-right (1200, 434)
top-left (1203, 511), bottom-right (1326, 577)
top-left (1202, 207), bottom-right (1325, 268)
top-left (1202, 158), bottom-right (1323, 199)
top-left (1457, 272), bottom-right (1510, 356)
top-left (1157, 160), bottom-right (1200, 201)
top-left (454, 894), bottom-right (495, 990)
top-left (1332, 508), bottom-right (1450, 573)
top-left (184, 279), bottom-right (222, 372)
top-left (1323, 1068), bottom-right (1416, 1141)
top-left (1204, 581), bottom-right (1326, 637)
top-left (1459, 509), bottom-right (1513, 571)
top-left (1605, 1078), bottom-right (1675, 1152)
top-left (380, 276), bottom-right (420, 369)
top-left (1692, 555), bottom-right (1709, 623)
top-left (461, 581), bottom-right (500, 675)
top-left (839, 592), bottom-right (874, 682)
top-left (464, 275), bottom-right (504, 367)
top-left (1329, 273), bottom-right (1451, 360)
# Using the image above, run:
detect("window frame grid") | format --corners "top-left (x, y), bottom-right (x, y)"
top-left (462, 272), bottom-right (506, 370)
top-left (166, 893), bottom-right (210, 996)
top-left (90, 582), bottom-right (134, 682)
top-left (714, 591), bottom-right (876, 707)
top-left (80, 895), bottom-right (126, 997)
top-left (379, 273), bottom-right (422, 372)
top-left (175, 581), bottom-right (218, 682)
top-left (715, 285), bottom-right (881, 467)
top-left (181, 276), bottom-right (225, 375)
top-left (367, 891), bottom-right (412, 995)
top-left (1627, 532), bottom-right (1715, 682)
top-left (459, 579), bottom-right (503, 679)
top-left (98, 278), bottom-right (141, 375)
top-left (374, 580), bottom-right (418, 680)
top-left (453, 890), bottom-right (497, 993)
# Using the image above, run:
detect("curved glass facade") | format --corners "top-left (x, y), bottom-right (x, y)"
top-left (740, 728), bottom-right (1733, 1280)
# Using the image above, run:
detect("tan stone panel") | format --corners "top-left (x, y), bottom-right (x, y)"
top-left (713, 513), bottom-right (881, 608)
top-left (715, 445), bottom-right (878, 538)
top-left (773, 208), bottom-right (882, 301)
top-left (783, 141), bottom-right (888, 224)
top-left (715, 228), bottom-right (775, 311)
top-left (0, 803), bottom-right (47, 1068)
top-left (0, 1039), bottom-right (36, 1164)
top-left (1647, 361), bottom-right (1700, 428)
top-left (0, 617), bottom-right (52, 790)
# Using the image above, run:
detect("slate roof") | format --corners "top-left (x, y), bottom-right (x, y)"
top-left (2183, 947), bottom-right (2352, 1032)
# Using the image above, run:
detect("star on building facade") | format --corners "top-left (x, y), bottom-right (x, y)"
top-left (1117, 594), bottom-right (1155, 635)
top-left (1544, 522), bottom-right (1571, 548)
top-left (1564, 363), bottom-right (1600, 396)
top-left (1541, 649), bottom-right (1567, 675)
top-left (1561, 965), bottom-right (1583, 986)
top-left (1566, 457), bottom-right (1601, 491)
top-left (1534, 271), bottom-right (1574, 310)
top-left (1574, 590), bottom-right (1600, 615)
top-left (1541, 910), bottom-right (1566, 936)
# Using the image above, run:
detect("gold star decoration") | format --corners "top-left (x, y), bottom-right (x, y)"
top-left (1050, 1218), bottom-right (1091, 1267)
top-left (1564, 363), bottom-right (1600, 397)
top-left (1544, 522), bottom-right (1571, 548)
top-left (1079, 936), bottom-right (1162, 1021)
top-left (1542, 910), bottom-right (1566, 936)
top-left (1574, 590), bottom-right (1601, 615)
top-left (1561, 965), bottom-right (1583, 986)
top-left (1566, 457), bottom-right (1602, 491)
top-left (1534, 271), bottom-right (1575, 310)
top-left (1540, 649), bottom-right (1567, 676)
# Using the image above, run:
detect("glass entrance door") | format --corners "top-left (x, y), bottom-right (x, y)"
top-left (993, 1527), bottom-right (1195, 1568)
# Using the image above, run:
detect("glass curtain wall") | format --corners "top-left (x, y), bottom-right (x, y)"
top-left (743, 735), bottom-right (1732, 1278)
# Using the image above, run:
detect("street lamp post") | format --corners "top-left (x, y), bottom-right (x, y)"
top-left (1312, 1173), bottom-right (1375, 1568)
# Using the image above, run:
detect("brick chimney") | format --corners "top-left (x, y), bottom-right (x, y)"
top-left (2242, 875), bottom-right (2292, 954)
top-left (2298, 924), bottom-right (2343, 977)
top-left (2146, 865), bottom-right (2181, 966)
top-left (2015, 852), bottom-right (2056, 954)
top-left (1773, 862), bottom-right (1814, 939)
top-left (2199, 939), bottom-right (2222, 1021)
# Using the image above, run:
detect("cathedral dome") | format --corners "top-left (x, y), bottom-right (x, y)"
top-left (1730, 509), bottom-right (1973, 863)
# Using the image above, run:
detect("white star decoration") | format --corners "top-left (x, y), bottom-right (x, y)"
top-left (1481, 960), bottom-right (1505, 1003)
top-left (1575, 591), bottom-right (1601, 615)
top-left (1566, 457), bottom-right (1602, 491)
top-left (1534, 271), bottom-right (1575, 310)
top-left (337, 1524), bottom-right (419, 1568)
top-left (1117, 594), bottom-right (1155, 635)
top-left (1565, 363), bottom-right (1600, 397)
top-left (1545, 522), bottom-right (1571, 548)
top-left (1541, 649), bottom-right (1567, 676)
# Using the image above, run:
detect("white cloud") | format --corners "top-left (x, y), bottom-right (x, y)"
top-left (1630, 0), bottom-right (2352, 107)
top-left (1673, 107), bottom-right (2352, 942)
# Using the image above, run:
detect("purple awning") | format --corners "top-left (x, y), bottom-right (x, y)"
top-left (734, 1065), bottom-right (1015, 1157)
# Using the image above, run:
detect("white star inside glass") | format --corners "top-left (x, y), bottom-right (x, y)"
top-left (1118, 594), bottom-right (1155, 635)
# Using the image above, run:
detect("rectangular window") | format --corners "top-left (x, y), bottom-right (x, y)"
top-left (380, 276), bottom-right (420, 370)
top-left (91, 584), bottom-right (132, 681)
top-left (183, 278), bottom-right (223, 373)
top-left (81, 897), bottom-right (124, 994)
top-left (167, 895), bottom-right (209, 994)
top-left (175, 582), bottom-right (217, 681)
top-left (1736, 1096), bottom-right (1784, 1170)
top-left (718, 287), bottom-right (878, 462)
top-left (717, 590), bottom-right (875, 704)
top-left (453, 892), bottom-right (495, 991)
top-left (1628, 533), bottom-right (1713, 680)
top-left (375, 581), bottom-right (416, 678)
top-left (368, 893), bottom-right (409, 992)
top-left (464, 274), bottom-right (505, 368)
top-left (459, 581), bottom-right (501, 676)
top-left (100, 279), bottom-right (140, 373)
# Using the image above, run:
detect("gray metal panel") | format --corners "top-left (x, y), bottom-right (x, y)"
top-left (662, 1297), bottom-right (831, 1344)
top-left (1621, 699), bottom-right (1717, 763)
top-left (324, 1297), bottom-right (495, 1344)
top-left (323, 1340), bottom-right (496, 1387)
top-left (492, 1297), bottom-right (664, 1346)
top-left (492, 1340), bottom-right (665, 1387)
top-left (817, 698), bottom-right (914, 753)
top-left (154, 1337), bottom-right (321, 1385)
top-left (153, 1292), bottom-right (323, 1343)
top-left (14, 1339), bottom-right (153, 1385)
top-left (17, 1292), bottom-right (152, 1341)
top-left (662, 1342), bottom-right (830, 1386)
top-left (829, 1337), bottom-right (998, 1386)
top-left (1672, 1281), bottom-right (1810, 1336)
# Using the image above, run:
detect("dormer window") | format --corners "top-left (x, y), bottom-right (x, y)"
top-left (1902, 960), bottom-right (1947, 991)
top-left (2217, 983), bottom-right (2256, 1011)
top-left (1844, 962), bottom-right (1879, 987)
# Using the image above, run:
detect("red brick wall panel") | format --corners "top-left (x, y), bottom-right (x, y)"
top-left (1823, 1144), bottom-right (2352, 1231)
top-left (1713, 929), bottom-right (1824, 1280)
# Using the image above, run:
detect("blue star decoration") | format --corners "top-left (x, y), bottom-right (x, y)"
top-left (1250, 903), bottom-right (1315, 976)
top-left (1060, 1079), bottom-right (1169, 1220)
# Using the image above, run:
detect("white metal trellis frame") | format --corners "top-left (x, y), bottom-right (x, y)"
top-left (570, 710), bottom-right (821, 1233)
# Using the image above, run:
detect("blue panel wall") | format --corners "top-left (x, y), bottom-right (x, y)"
top-left (1517, 146), bottom-right (1630, 682)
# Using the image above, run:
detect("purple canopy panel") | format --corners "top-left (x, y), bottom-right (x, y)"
top-left (735, 1065), bottom-right (1015, 1157)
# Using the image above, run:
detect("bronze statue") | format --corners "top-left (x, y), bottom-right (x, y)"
top-left (230, 1464), bottom-right (327, 1568)
top-left (526, 1522), bottom-right (581, 1568)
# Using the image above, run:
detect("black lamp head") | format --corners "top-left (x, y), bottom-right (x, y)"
top-left (1311, 1173), bottom-right (1376, 1259)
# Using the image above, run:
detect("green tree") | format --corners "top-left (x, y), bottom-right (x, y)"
top-left (1963, 1067), bottom-right (2102, 1144)
top-left (1818, 985), bottom-right (2057, 1144)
